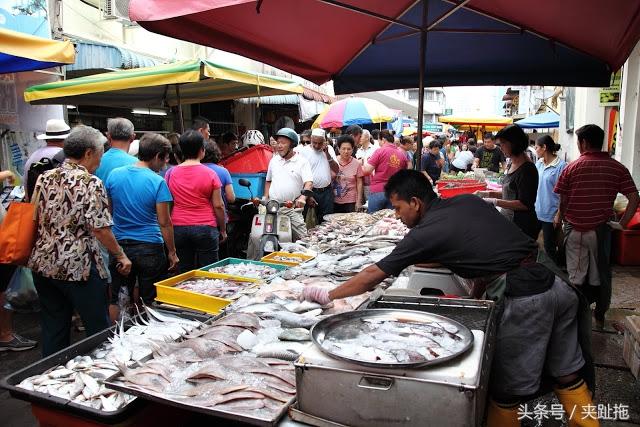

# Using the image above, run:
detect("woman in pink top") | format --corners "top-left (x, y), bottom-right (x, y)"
top-left (363, 130), bottom-right (408, 212)
top-left (333, 135), bottom-right (363, 213)
top-left (165, 130), bottom-right (226, 272)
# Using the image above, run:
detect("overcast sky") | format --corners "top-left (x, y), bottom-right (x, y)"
top-left (443, 86), bottom-right (504, 116)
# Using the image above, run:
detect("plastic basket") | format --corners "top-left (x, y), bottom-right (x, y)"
top-left (154, 270), bottom-right (259, 314)
top-left (221, 144), bottom-right (273, 173)
top-left (260, 251), bottom-right (315, 267)
top-left (439, 183), bottom-right (487, 199)
top-left (200, 257), bottom-right (288, 281)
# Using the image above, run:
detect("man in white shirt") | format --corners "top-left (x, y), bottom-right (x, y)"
top-left (300, 128), bottom-right (339, 224)
top-left (264, 128), bottom-right (314, 240)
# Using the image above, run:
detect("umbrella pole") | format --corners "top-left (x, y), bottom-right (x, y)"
top-left (176, 84), bottom-right (185, 133)
top-left (416, 0), bottom-right (428, 171)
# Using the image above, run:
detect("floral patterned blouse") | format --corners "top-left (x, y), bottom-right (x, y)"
top-left (28, 161), bottom-right (113, 281)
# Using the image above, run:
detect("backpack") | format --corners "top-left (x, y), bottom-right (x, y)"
top-left (26, 150), bottom-right (65, 200)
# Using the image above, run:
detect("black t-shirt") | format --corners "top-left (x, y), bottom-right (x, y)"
top-left (501, 162), bottom-right (539, 239)
top-left (420, 152), bottom-right (442, 183)
top-left (474, 146), bottom-right (505, 172)
top-left (376, 195), bottom-right (537, 279)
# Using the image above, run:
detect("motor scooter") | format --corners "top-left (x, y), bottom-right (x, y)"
top-left (236, 179), bottom-right (293, 260)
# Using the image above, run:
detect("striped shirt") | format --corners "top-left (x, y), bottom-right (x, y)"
top-left (554, 151), bottom-right (637, 231)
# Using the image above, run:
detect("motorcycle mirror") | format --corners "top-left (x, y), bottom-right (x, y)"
top-left (238, 179), bottom-right (252, 188)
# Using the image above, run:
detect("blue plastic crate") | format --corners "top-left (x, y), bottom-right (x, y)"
top-left (231, 172), bottom-right (267, 200)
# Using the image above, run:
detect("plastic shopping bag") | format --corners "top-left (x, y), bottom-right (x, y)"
top-left (4, 267), bottom-right (39, 312)
top-left (305, 207), bottom-right (317, 229)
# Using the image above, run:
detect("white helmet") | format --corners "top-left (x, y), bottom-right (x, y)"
top-left (242, 130), bottom-right (265, 147)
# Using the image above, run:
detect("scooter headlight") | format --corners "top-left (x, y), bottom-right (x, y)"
top-left (266, 200), bottom-right (279, 213)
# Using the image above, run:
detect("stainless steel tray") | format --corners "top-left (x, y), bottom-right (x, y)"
top-left (310, 308), bottom-right (474, 368)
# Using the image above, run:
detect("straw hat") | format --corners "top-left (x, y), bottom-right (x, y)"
top-left (37, 119), bottom-right (71, 140)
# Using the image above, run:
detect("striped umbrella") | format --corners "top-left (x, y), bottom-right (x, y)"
top-left (312, 97), bottom-right (394, 129)
top-left (0, 27), bottom-right (75, 73)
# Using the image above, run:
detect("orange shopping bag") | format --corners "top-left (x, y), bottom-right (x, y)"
top-left (0, 198), bottom-right (37, 266)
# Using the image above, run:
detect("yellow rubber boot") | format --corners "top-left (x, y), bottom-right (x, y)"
top-left (554, 380), bottom-right (600, 427)
top-left (486, 399), bottom-right (520, 427)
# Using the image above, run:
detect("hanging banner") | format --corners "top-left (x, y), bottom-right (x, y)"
top-left (599, 70), bottom-right (622, 107)
top-left (607, 108), bottom-right (619, 156)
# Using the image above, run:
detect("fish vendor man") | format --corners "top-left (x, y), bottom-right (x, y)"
top-left (302, 169), bottom-right (598, 427)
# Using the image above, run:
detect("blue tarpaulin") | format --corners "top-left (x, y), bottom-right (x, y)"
top-left (516, 112), bottom-right (560, 129)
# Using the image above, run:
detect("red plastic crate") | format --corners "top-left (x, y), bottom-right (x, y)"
top-left (436, 179), bottom-right (481, 190)
top-left (221, 144), bottom-right (274, 173)
top-left (613, 229), bottom-right (640, 266)
top-left (439, 183), bottom-right (487, 199)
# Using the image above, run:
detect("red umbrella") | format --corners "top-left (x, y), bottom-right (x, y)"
top-left (128, 0), bottom-right (640, 165)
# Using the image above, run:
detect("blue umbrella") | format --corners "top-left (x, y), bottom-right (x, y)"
top-left (516, 112), bottom-right (560, 129)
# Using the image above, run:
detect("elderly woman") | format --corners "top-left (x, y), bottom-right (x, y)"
top-left (29, 126), bottom-right (132, 357)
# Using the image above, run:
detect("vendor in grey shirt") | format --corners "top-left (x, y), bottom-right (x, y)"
top-left (301, 169), bottom-right (596, 427)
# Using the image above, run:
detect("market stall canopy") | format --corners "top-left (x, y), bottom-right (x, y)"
top-left (439, 115), bottom-right (512, 131)
top-left (515, 111), bottom-right (560, 129)
top-left (24, 59), bottom-right (304, 107)
top-left (128, 0), bottom-right (640, 93)
top-left (0, 27), bottom-right (75, 73)
top-left (312, 97), bottom-right (395, 129)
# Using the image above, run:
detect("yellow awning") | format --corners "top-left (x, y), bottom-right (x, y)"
top-left (24, 59), bottom-right (304, 107)
top-left (0, 27), bottom-right (75, 73)
top-left (438, 115), bottom-right (512, 131)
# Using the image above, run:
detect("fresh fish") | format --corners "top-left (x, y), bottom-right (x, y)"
top-left (264, 311), bottom-right (318, 329)
top-left (211, 313), bottom-right (260, 330)
top-left (255, 350), bottom-right (299, 361)
top-left (278, 328), bottom-right (310, 342)
top-left (284, 300), bottom-right (322, 314)
top-left (178, 383), bottom-right (247, 398)
top-left (116, 362), bottom-right (169, 393)
top-left (187, 363), bottom-right (229, 382)
top-left (236, 303), bottom-right (286, 315)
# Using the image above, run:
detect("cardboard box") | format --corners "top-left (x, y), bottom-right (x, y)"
top-left (623, 316), bottom-right (640, 380)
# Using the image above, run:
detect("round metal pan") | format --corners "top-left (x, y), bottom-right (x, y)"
top-left (310, 308), bottom-right (474, 369)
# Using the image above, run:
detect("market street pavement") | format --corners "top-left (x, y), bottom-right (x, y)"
top-left (1, 267), bottom-right (639, 427)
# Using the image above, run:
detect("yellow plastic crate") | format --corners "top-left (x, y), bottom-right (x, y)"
top-left (154, 270), bottom-right (260, 314)
top-left (260, 251), bottom-right (315, 267)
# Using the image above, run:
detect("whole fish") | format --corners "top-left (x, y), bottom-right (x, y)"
top-left (278, 328), bottom-right (310, 342)
top-left (264, 311), bottom-right (319, 329)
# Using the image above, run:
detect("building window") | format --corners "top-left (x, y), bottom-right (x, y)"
top-left (425, 91), bottom-right (435, 101)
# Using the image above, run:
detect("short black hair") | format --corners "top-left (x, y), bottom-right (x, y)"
top-left (401, 136), bottom-right (413, 147)
top-left (483, 132), bottom-right (494, 140)
top-left (576, 124), bottom-right (605, 150)
top-left (138, 133), bottom-right (172, 162)
top-left (371, 129), bottom-right (380, 140)
top-left (191, 117), bottom-right (209, 131)
top-left (384, 169), bottom-right (437, 204)
top-left (336, 134), bottom-right (355, 150)
top-left (301, 130), bottom-right (312, 138)
top-left (220, 132), bottom-right (238, 146)
top-left (345, 124), bottom-right (363, 137)
top-left (536, 135), bottom-right (561, 154)
top-left (380, 129), bottom-right (394, 143)
top-left (468, 138), bottom-right (476, 146)
top-left (496, 124), bottom-right (528, 156)
top-left (429, 140), bottom-right (440, 150)
top-left (179, 129), bottom-right (205, 160)
top-left (202, 140), bottom-right (221, 164)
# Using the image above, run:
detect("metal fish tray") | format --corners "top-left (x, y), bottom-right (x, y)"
top-left (104, 371), bottom-right (294, 427)
top-left (310, 308), bottom-right (474, 368)
top-left (0, 308), bottom-right (213, 424)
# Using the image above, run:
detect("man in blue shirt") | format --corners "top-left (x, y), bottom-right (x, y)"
top-left (105, 133), bottom-right (178, 322)
top-left (95, 118), bottom-right (137, 182)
